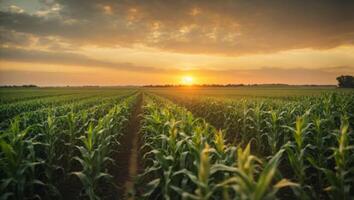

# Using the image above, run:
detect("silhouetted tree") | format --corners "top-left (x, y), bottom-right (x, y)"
top-left (336, 75), bottom-right (354, 88)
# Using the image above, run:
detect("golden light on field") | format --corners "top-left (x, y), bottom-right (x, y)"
top-left (181, 76), bottom-right (194, 85)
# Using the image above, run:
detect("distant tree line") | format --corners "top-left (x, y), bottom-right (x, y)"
top-left (0, 85), bottom-right (38, 88)
top-left (143, 83), bottom-right (336, 87)
top-left (337, 75), bottom-right (354, 88)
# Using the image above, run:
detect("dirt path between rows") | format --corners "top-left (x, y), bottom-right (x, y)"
top-left (58, 93), bottom-right (143, 200)
top-left (113, 93), bottom-right (143, 200)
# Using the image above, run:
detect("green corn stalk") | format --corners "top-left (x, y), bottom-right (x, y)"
top-left (322, 116), bottom-right (353, 200)
top-left (71, 96), bottom-right (135, 200)
top-left (285, 115), bottom-right (312, 199)
top-left (306, 116), bottom-right (330, 198)
top-left (0, 117), bottom-right (42, 200)
top-left (137, 92), bottom-right (354, 200)
top-left (214, 130), bottom-right (225, 156)
top-left (239, 101), bottom-right (252, 145)
top-left (72, 123), bottom-right (111, 200)
top-left (64, 110), bottom-right (78, 171)
top-left (211, 143), bottom-right (297, 200)
top-left (196, 143), bottom-right (211, 199)
top-left (250, 103), bottom-right (265, 154)
top-left (265, 109), bottom-right (285, 155)
top-left (39, 113), bottom-right (62, 197)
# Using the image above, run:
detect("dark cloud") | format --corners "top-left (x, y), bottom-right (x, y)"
top-left (0, 28), bottom-right (34, 46)
top-left (0, 47), bottom-right (162, 72)
top-left (1, 46), bottom-right (352, 85)
top-left (1, 0), bottom-right (354, 55)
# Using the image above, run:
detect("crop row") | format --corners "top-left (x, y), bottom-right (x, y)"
top-left (0, 93), bottom-right (138, 199)
top-left (137, 93), bottom-right (353, 199)
top-left (0, 89), bottom-right (78, 104)
top-left (0, 91), bottom-right (136, 130)
top-left (137, 94), bottom-right (294, 199)
top-left (0, 90), bottom-right (135, 122)
top-left (0, 93), bottom-right (96, 122)
top-left (166, 93), bottom-right (353, 148)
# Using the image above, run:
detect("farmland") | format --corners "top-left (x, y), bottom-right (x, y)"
top-left (0, 86), bottom-right (353, 200)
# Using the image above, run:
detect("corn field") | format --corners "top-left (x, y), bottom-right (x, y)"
top-left (0, 89), bottom-right (138, 199)
top-left (0, 88), bottom-right (353, 199)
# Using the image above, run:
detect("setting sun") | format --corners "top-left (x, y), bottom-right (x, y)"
top-left (181, 76), bottom-right (194, 85)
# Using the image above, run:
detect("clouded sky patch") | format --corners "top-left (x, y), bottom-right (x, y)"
top-left (0, 0), bottom-right (353, 85)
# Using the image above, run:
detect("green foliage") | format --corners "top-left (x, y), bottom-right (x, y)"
top-left (137, 95), bottom-right (295, 199)
top-left (148, 91), bottom-right (354, 199)
top-left (71, 95), bottom-right (135, 199)
top-left (1, 88), bottom-right (353, 200)
top-left (0, 90), bottom-right (137, 199)
top-left (337, 75), bottom-right (354, 88)
top-left (0, 117), bottom-right (42, 200)
top-left (322, 116), bottom-right (353, 199)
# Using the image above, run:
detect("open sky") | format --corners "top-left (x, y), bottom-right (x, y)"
top-left (0, 0), bottom-right (354, 86)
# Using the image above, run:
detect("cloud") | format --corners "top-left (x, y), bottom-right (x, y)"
top-left (0, 28), bottom-right (34, 47)
top-left (0, 47), bottom-right (163, 72)
top-left (1, 0), bottom-right (354, 55)
top-left (8, 5), bottom-right (24, 13)
top-left (187, 66), bottom-right (354, 83)
top-left (1, 45), bottom-right (352, 82)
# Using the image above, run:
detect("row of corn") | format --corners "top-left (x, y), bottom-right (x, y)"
top-left (0, 89), bottom-right (135, 123)
top-left (137, 93), bottom-right (353, 199)
top-left (137, 94), bottom-right (294, 199)
top-left (0, 93), bottom-right (137, 199)
top-left (0, 91), bottom-right (134, 130)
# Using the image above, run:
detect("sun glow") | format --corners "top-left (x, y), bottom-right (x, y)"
top-left (181, 75), bottom-right (194, 85)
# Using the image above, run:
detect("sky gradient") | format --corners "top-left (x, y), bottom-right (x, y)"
top-left (1, 0), bottom-right (354, 85)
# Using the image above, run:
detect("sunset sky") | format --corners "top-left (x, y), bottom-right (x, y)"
top-left (1, 0), bottom-right (354, 85)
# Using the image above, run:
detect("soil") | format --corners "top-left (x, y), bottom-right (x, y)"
top-left (112, 93), bottom-right (143, 200)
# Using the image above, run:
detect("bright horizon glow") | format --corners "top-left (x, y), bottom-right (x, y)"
top-left (181, 76), bottom-right (194, 85)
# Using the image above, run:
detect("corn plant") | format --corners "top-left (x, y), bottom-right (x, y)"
top-left (0, 117), bottom-right (42, 200)
top-left (36, 113), bottom-right (63, 198)
top-left (72, 96), bottom-right (134, 199)
top-left (249, 103), bottom-right (266, 154)
top-left (321, 116), bottom-right (353, 200)
top-left (265, 109), bottom-right (284, 155)
top-left (214, 143), bottom-right (296, 200)
top-left (284, 114), bottom-right (314, 199)
top-left (238, 100), bottom-right (253, 146)
top-left (72, 123), bottom-right (110, 200)
top-left (62, 110), bottom-right (78, 171)
top-left (305, 115), bottom-right (334, 198)
top-left (214, 130), bottom-right (225, 157)
top-left (171, 143), bottom-right (215, 200)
